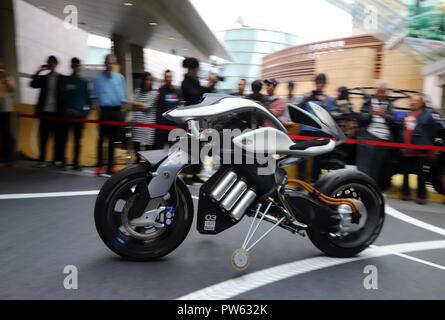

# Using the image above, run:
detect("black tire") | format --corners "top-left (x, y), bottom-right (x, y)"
top-left (94, 163), bottom-right (194, 261)
top-left (307, 169), bottom-right (385, 257)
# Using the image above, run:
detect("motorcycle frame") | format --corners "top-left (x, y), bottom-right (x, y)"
top-left (138, 146), bottom-right (348, 237)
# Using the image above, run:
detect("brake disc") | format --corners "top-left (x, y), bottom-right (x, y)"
top-left (121, 195), bottom-right (167, 240)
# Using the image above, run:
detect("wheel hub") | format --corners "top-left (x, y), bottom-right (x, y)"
top-left (121, 195), bottom-right (174, 240)
top-left (336, 199), bottom-right (367, 233)
top-left (230, 248), bottom-right (250, 271)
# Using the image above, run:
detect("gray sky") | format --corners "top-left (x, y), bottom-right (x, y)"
top-left (190, 0), bottom-right (353, 43)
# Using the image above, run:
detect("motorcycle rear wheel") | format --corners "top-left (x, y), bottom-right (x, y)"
top-left (307, 169), bottom-right (385, 257)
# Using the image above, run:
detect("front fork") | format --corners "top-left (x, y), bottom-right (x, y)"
top-left (144, 148), bottom-right (190, 199)
top-left (129, 148), bottom-right (190, 229)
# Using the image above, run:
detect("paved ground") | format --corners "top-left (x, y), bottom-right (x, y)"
top-left (1, 163), bottom-right (445, 300)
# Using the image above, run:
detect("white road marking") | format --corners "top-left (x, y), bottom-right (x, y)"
top-left (385, 205), bottom-right (445, 236)
top-left (370, 244), bottom-right (445, 271)
top-left (0, 190), bottom-right (100, 200)
top-left (177, 240), bottom-right (445, 300)
top-left (392, 252), bottom-right (445, 271)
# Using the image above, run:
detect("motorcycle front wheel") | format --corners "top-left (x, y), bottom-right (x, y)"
top-left (94, 163), bottom-right (194, 261)
top-left (307, 169), bottom-right (385, 257)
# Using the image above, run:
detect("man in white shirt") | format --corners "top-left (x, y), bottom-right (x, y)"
top-left (357, 82), bottom-right (397, 182)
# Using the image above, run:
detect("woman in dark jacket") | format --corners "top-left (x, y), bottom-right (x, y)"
top-left (401, 95), bottom-right (440, 204)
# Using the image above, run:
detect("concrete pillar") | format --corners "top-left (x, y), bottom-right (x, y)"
top-left (0, 0), bottom-right (20, 102)
top-left (112, 34), bottom-right (133, 100)
top-left (130, 44), bottom-right (145, 74)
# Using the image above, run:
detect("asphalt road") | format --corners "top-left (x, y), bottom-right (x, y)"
top-left (1, 164), bottom-right (445, 300)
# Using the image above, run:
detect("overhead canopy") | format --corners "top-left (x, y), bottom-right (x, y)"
top-left (24, 0), bottom-right (232, 62)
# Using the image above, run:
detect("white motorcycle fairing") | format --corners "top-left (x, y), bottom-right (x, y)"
top-left (163, 94), bottom-right (287, 132)
top-left (232, 127), bottom-right (335, 157)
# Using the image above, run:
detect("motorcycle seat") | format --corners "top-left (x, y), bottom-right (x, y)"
top-left (290, 139), bottom-right (331, 150)
top-left (232, 127), bottom-right (337, 157)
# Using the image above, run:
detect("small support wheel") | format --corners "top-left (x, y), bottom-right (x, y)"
top-left (230, 248), bottom-right (251, 271)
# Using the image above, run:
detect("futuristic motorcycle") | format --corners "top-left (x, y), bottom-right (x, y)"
top-left (95, 94), bottom-right (385, 270)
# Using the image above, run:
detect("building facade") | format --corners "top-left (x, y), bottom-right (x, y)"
top-left (262, 34), bottom-right (428, 110)
top-left (217, 28), bottom-right (301, 93)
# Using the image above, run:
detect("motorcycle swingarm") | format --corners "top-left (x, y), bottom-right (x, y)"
top-left (284, 189), bottom-right (342, 233)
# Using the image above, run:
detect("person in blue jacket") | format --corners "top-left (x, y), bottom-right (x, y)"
top-left (297, 73), bottom-right (335, 182)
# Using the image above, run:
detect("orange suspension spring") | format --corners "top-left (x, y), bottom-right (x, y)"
top-left (287, 178), bottom-right (357, 212)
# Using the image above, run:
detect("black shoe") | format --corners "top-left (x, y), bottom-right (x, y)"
top-left (54, 161), bottom-right (63, 167)
top-left (72, 164), bottom-right (82, 171)
top-left (54, 161), bottom-right (66, 170)
top-left (401, 195), bottom-right (411, 201)
top-left (38, 161), bottom-right (50, 168)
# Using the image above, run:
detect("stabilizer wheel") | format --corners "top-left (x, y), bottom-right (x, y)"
top-left (230, 248), bottom-right (251, 271)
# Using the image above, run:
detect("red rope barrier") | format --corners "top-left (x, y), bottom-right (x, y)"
top-left (19, 113), bottom-right (445, 152)
top-left (20, 113), bottom-right (178, 131)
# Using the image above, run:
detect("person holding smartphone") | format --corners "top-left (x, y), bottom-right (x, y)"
top-left (30, 56), bottom-right (66, 168)
top-left (180, 57), bottom-right (218, 185)
top-left (297, 74), bottom-right (336, 182)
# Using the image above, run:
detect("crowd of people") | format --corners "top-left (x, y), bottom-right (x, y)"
top-left (0, 54), bottom-right (444, 203)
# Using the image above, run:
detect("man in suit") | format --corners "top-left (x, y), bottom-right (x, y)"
top-left (30, 56), bottom-right (66, 168)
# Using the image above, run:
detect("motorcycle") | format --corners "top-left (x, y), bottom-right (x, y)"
top-left (94, 94), bottom-right (385, 271)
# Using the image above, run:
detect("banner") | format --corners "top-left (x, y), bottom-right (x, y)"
top-left (404, 0), bottom-right (445, 47)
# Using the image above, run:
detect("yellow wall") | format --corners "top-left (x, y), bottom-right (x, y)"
top-left (272, 48), bottom-right (377, 110)
top-left (270, 47), bottom-right (425, 111)
top-left (381, 49), bottom-right (424, 109)
top-left (14, 104), bottom-right (128, 167)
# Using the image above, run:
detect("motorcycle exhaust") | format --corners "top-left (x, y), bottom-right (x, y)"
top-left (210, 170), bottom-right (238, 202)
top-left (208, 169), bottom-right (257, 221)
top-left (221, 180), bottom-right (248, 211)
top-left (230, 189), bottom-right (256, 220)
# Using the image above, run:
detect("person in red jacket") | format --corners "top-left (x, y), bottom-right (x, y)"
top-left (401, 95), bottom-right (440, 204)
top-left (263, 78), bottom-right (285, 128)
